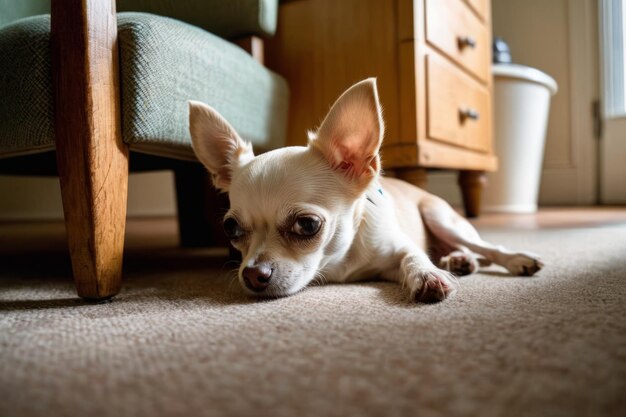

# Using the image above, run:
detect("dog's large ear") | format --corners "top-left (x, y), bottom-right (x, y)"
top-left (309, 78), bottom-right (384, 185)
top-left (189, 101), bottom-right (254, 191)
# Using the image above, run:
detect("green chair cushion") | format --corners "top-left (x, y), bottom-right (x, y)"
top-left (0, 0), bottom-right (49, 29)
top-left (0, 13), bottom-right (289, 160)
top-left (0, 16), bottom-right (54, 158)
top-left (117, 0), bottom-right (278, 38)
top-left (0, 0), bottom-right (277, 38)
top-left (118, 13), bottom-right (288, 160)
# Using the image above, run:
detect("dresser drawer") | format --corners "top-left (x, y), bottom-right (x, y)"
top-left (426, 54), bottom-right (490, 152)
top-left (465, 0), bottom-right (489, 21)
top-left (425, 0), bottom-right (489, 83)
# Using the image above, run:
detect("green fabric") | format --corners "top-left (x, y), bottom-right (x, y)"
top-left (117, 0), bottom-right (278, 38)
top-left (0, 13), bottom-right (288, 160)
top-left (0, 0), bottom-right (49, 28)
top-left (118, 13), bottom-right (288, 159)
top-left (0, 16), bottom-right (54, 157)
top-left (0, 0), bottom-right (277, 37)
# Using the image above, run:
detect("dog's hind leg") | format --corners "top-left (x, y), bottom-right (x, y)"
top-left (419, 194), bottom-right (543, 276)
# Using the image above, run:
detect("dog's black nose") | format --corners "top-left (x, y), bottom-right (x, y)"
top-left (242, 266), bottom-right (273, 292)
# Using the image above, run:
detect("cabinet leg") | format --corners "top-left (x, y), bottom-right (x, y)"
top-left (458, 170), bottom-right (487, 218)
top-left (174, 164), bottom-right (229, 248)
top-left (394, 168), bottom-right (428, 189)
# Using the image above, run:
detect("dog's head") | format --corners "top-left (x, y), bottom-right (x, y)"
top-left (189, 79), bottom-right (384, 297)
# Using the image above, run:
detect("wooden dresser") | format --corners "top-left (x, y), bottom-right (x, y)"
top-left (265, 0), bottom-right (497, 216)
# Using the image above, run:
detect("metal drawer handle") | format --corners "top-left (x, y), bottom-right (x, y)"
top-left (458, 35), bottom-right (477, 49)
top-left (459, 108), bottom-right (480, 121)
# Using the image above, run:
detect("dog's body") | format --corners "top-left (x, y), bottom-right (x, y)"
top-left (189, 79), bottom-right (543, 303)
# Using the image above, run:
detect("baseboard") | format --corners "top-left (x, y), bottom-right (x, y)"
top-left (0, 168), bottom-right (588, 222)
top-left (0, 172), bottom-right (177, 221)
top-left (416, 169), bottom-right (585, 208)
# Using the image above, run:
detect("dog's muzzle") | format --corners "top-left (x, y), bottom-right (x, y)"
top-left (242, 266), bottom-right (273, 292)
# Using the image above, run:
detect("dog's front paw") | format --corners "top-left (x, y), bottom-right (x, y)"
top-left (505, 252), bottom-right (544, 276)
top-left (411, 269), bottom-right (458, 303)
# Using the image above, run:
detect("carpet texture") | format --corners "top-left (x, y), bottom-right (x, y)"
top-left (1, 220), bottom-right (625, 417)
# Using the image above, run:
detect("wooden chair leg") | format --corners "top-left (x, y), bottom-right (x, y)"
top-left (458, 170), bottom-right (487, 218)
top-left (174, 164), bottom-right (229, 248)
top-left (52, 0), bottom-right (128, 300)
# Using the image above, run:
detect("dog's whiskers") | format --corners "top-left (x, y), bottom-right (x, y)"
top-left (224, 268), bottom-right (241, 295)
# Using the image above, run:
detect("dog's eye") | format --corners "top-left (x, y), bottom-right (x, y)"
top-left (223, 217), bottom-right (245, 240)
top-left (291, 216), bottom-right (322, 237)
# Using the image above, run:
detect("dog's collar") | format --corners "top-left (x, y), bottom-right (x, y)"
top-left (365, 185), bottom-right (384, 206)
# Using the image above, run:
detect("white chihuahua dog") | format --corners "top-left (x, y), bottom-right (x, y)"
top-left (189, 79), bottom-right (543, 303)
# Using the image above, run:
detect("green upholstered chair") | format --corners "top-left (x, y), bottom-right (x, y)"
top-left (0, 0), bottom-right (289, 299)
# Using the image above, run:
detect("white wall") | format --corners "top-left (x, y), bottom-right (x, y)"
top-left (0, 171), bottom-right (177, 220)
top-left (490, 0), bottom-right (598, 204)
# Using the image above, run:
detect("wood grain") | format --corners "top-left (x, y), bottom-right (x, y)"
top-left (426, 54), bottom-right (490, 152)
top-left (381, 144), bottom-right (419, 168)
top-left (51, 0), bottom-right (129, 299)
top-left (425, 0), bottom-right (489, 83)
top-left (265, 0), bottom-right (400, 146)
top-left (464, 0), bottom-right (489, 22)
top-left (382, 139), bottom-right (498, 172)
top-left (418, 140), bottom-right (497, 171)
top-left (458, 170), bottom-right (487, 217)
top-left (383, 142), bottom-right (496, 171)
top-left (397, 40), bottom-right (419, 145)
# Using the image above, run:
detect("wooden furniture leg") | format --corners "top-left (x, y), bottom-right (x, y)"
top-left (458, 170), bottom-right (487, 218)
top-left (174, 165), bottom-right (229, 248)
top-left (395, 168), bottom-right (429, 189)
top-left (51, 0), bottom-right (129, 300)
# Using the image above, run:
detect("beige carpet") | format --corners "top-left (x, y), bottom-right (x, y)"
top-left (1, 219), bottom-right (625, 417)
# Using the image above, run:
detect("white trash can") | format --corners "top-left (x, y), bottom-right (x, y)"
top-left (483, 64), bottom-right (558, 213)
